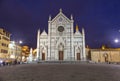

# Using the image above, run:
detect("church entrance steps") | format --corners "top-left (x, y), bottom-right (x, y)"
top-left (37, 61), bottom-right (87, 64)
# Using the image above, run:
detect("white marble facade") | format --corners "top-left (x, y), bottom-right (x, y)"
top-left (36, 9), bottom-right (86, 61)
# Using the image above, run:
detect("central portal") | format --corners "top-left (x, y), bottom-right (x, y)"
top-left (59, 51), bottom-right (63, 60)
top-left (58, 43), bottom-right (64, 60)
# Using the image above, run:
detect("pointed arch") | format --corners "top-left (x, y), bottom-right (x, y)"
top-left (56, 37), bottom-right (65, 47)
top-left (75, 45), bottom-right (82, 60)
top-left (40, 44), bottom-right (47, 60)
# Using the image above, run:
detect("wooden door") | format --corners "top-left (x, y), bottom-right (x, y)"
top-left (105, 57), bottom-right (108, 62)
top-left (59, 51), bottom-right (63, 60)
top-left (77, 53), bottom-right (80, 60)
top-left (42, 53), bottom-right (45, 60)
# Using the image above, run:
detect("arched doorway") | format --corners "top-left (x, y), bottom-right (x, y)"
top-left (42, 53), bottom-right (45, 60)
top-left (77, 53), bottom-right (80, 60)
top-left (103, 53), bottom-right (108, 62)
top-left (58, 43), bottom-right (64, 60)
top-left (42, 49), bottom-right (45, 60)
top-left (59, 51), bottom-right (63, 60)
top-left (76, 47), bottom-right (81, 60)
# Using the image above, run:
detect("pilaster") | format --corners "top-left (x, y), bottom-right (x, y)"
top-left (82, 28), bottom-right (86, 61)
top-left (36, 29), bottom-right (40, 61)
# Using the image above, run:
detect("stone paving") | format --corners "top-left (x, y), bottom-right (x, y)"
top-left (0, 63), bottom-right (120, 81)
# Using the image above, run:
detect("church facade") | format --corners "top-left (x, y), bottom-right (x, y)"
top-left (36, 9), bottom-right (86, 61)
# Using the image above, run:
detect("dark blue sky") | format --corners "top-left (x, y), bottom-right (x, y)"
top-left (0, 0), bottom-right (120, 48)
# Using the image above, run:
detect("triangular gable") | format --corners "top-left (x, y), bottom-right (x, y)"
top-left (41, 30), bottom-right (48, 36)
top-left (74, 31), bottom-right (82, 36)
top-left (51, 11), bottom-right (71, 23)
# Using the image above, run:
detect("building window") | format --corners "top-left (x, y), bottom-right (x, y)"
top-left (1, 43), bottom-right (8, 47)
top-left (2, 36), bottom-right (9, 41)
top-left (1, 49), bottom-right (8, 53)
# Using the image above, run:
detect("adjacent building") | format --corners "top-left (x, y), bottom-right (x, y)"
top-left (8, 41), bottom-right (22, 60)
top-left (0, 28), bottom-right (10, 58)
top-left (36, 9), bottom-right (86, 61)
top-left (90, 46), bottom-right (120, 63)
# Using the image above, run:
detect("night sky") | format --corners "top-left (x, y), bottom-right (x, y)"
top-left (0, 0), bottom-right (120, 48)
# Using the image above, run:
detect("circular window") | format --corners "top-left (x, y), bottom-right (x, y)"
top-left (58, 26), bottom-right (64, 32)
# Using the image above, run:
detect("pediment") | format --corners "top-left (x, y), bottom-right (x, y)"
top-left (41, 30), bottom-right (47, 36)
top-left (51, 11), bottom-right (71, 24)
top-left (74, 31), bottom-right (82, 36)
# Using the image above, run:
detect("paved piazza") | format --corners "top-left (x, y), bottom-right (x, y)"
top-left (0, 63), bottom-right (120, 81)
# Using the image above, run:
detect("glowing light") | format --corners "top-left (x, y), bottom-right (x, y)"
top-left (19, 40), bottom-right (23, 44)
top-left (10, 55), bottom-right (15, 58)
top-left (102, 45), bottom-right (105, 50)
top-left (0, 60), bottom-right (3, 63)
top-left (13, 41), bottom-right (15, 44)
top-left (114, 39), bottom-right (119, 43)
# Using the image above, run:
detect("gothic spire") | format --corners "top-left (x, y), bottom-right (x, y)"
top-left (76, 24), bottom-right (79, 32)
top-left (49, 15), bottom-right (51, 21)
top-left (71, 14), bottom-right (73, 20)
top-left (59, 8), bottom-right (62, 13)
top-left (38, 29), bottom-right (40, 35)
top-left (82, 27), bottom-right (85, 35)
